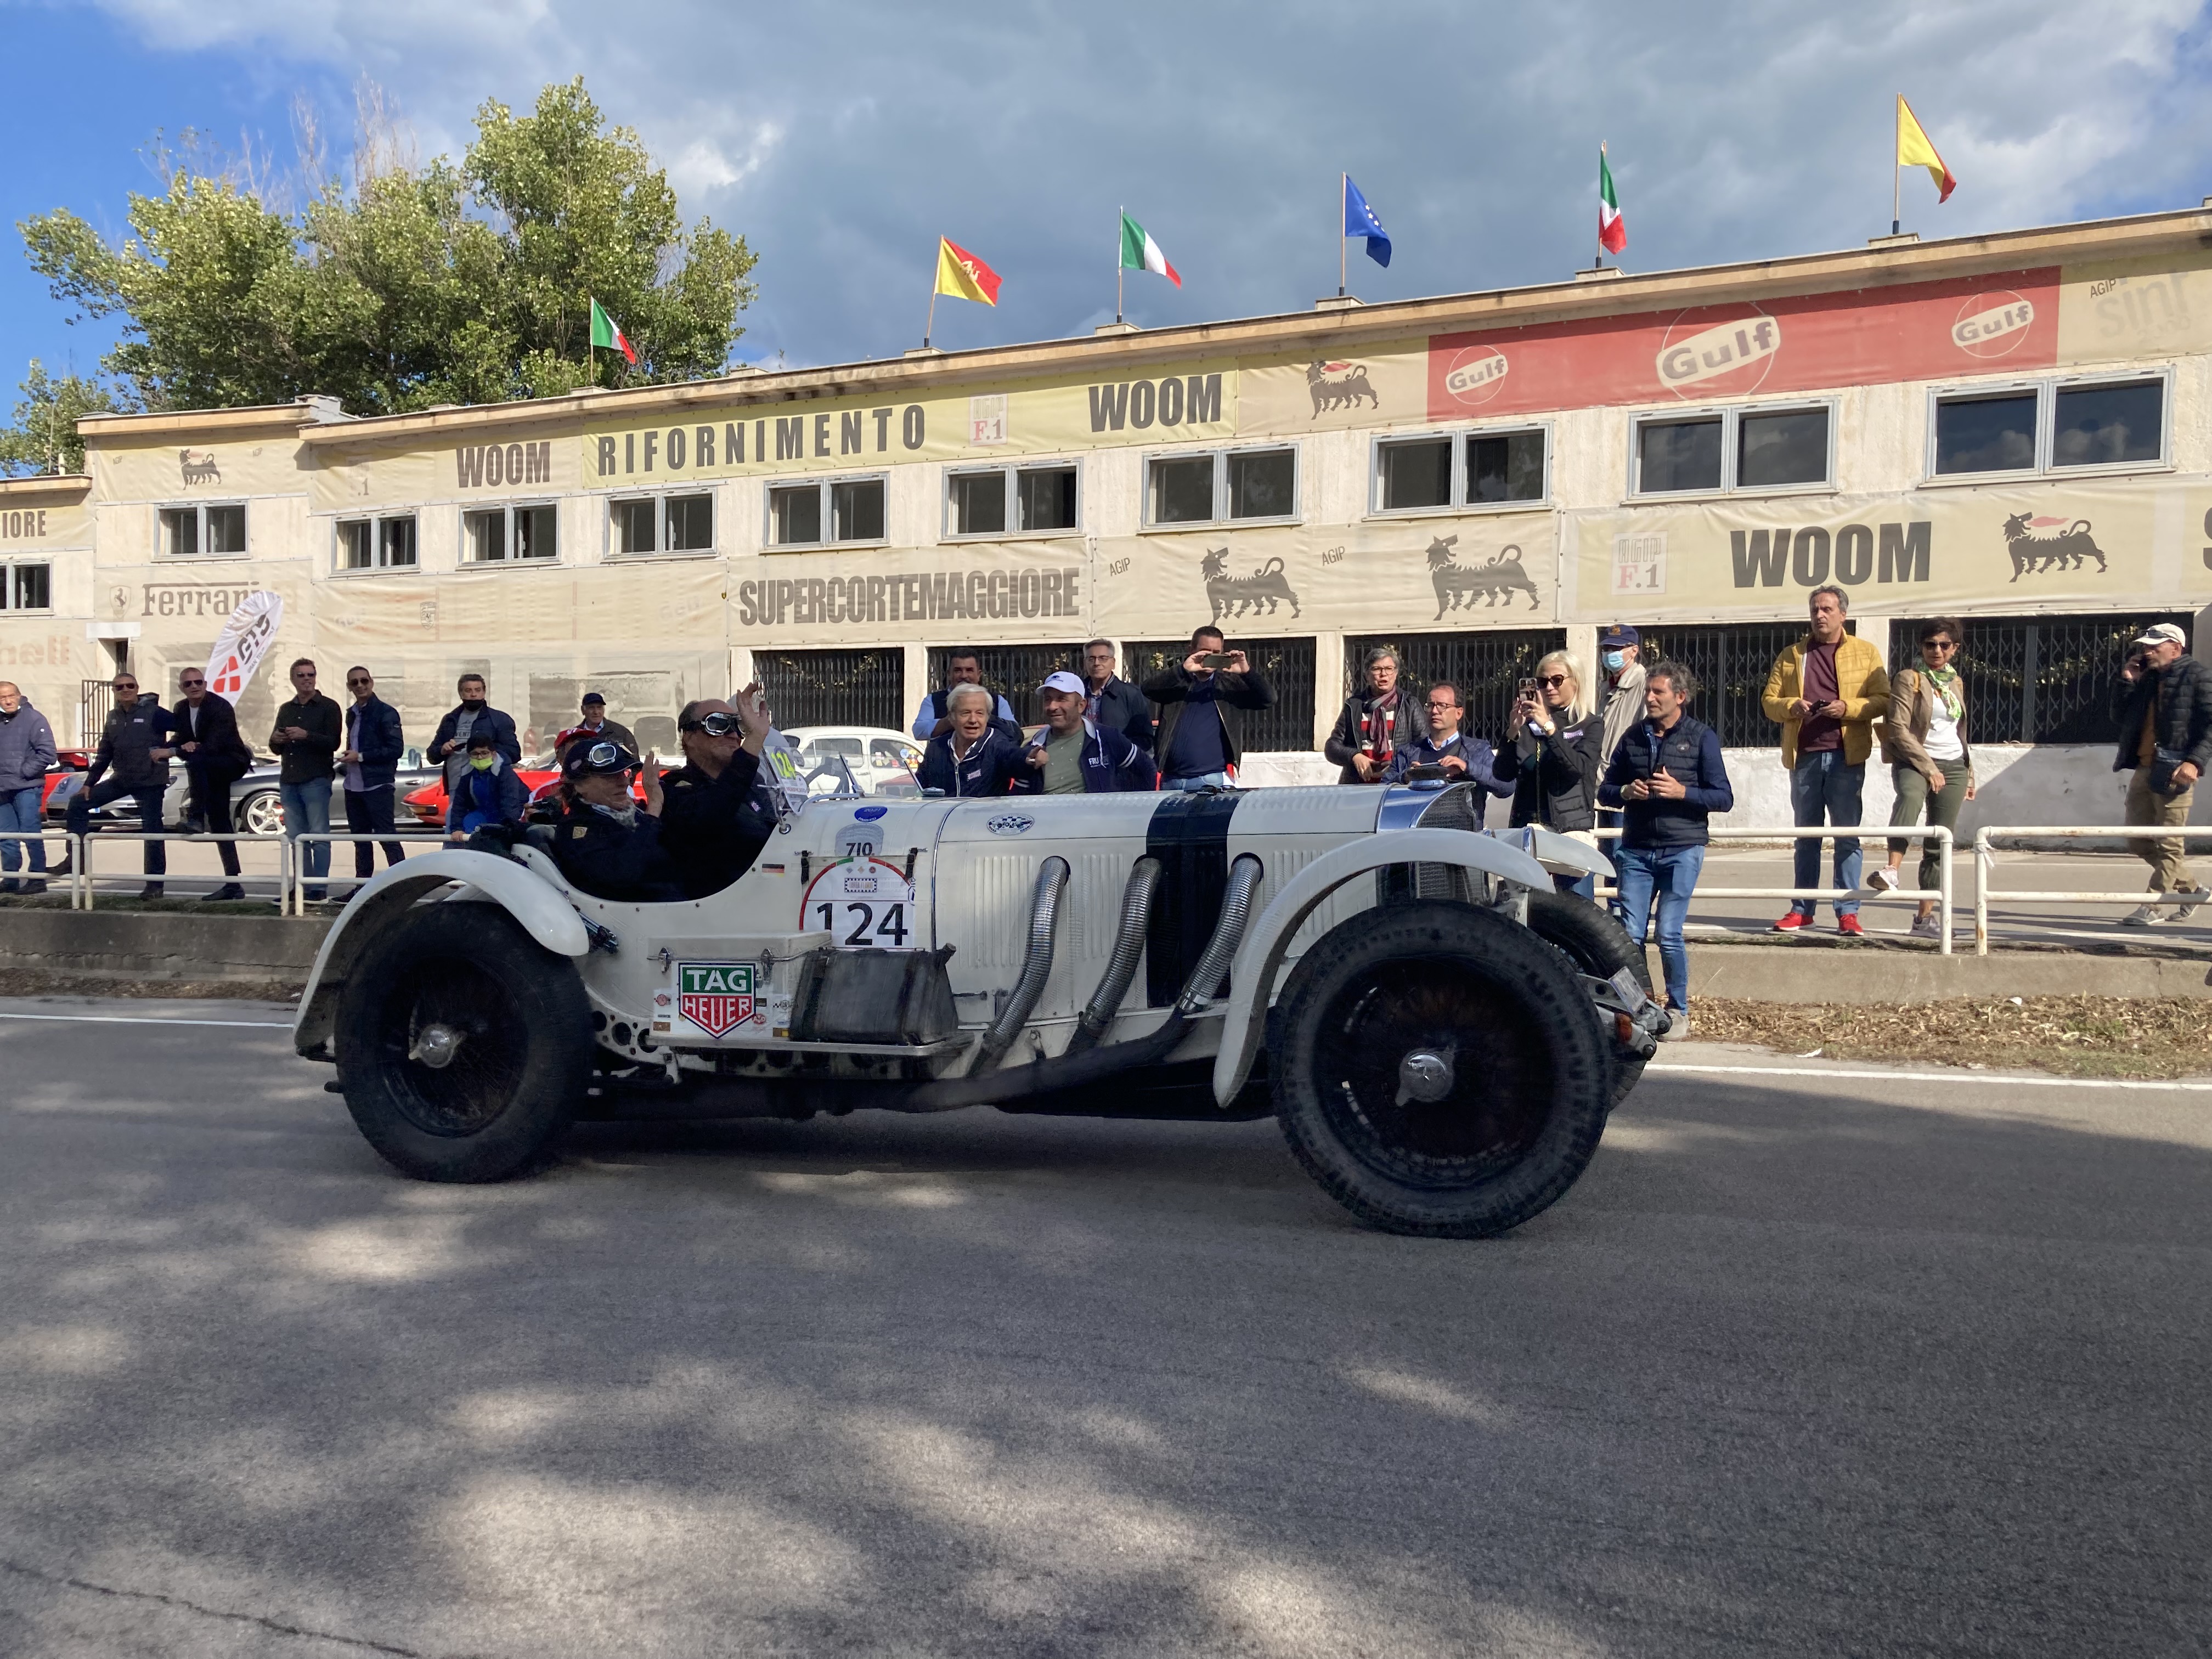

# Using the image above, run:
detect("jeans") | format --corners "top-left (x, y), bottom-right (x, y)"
top-left (1613, 843), bottom-right (1705, 1013)
top-left (66, 780), bottom-right (167, 874)
top-left (1789, 751), bottom-right (1864, 918)
top-left (1163, 771), bottom-right (1233, 792)
top-left (343, 786), bottom-right (407, 878)
top-left (0, 783), bottom-right (46, 874)
top-left (281, 779), bottom-right (332, 888)
top-left (1887, 759), bottom-right (1968, 895)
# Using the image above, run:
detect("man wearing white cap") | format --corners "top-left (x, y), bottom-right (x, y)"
top-left (2113, 621), bottom-right (2212, 926)
top-left (1014, 672), bottom-right (1156, 795)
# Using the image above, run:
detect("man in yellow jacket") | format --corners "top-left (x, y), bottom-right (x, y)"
top-left (1762, 585), bottom-right (1891, 934)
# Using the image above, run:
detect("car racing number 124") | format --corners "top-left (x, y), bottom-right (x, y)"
top-left (800, 855), bottom-right (915, 947)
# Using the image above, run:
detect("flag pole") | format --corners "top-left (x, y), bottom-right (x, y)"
top-left (1116, 206), bottom-right (1125, 324)
top-left (1595, 143), bottom-right (1605, 271)
top-left (1891, 95), bottom-right (1902, 235)
top-left (924, 268), bottom-right (938, 350)
top-left (1338, 173), bottom-right (1348, 297)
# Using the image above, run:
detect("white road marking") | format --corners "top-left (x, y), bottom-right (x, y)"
top-left (0, 1012), bottom-right (291, 1030)
top-left (1647, 1062), bottom-right (2212, 1092)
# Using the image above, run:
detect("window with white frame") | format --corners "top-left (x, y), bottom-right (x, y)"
top-left (1630, 402), bottom-right (1832, 497)
top-left (1372, 427), bottom-right (1549, 514)
top-left (336, 513), bottom-right (418, 571)
top-left (945, 462), bottom-right (1079, 538)
top-left (159, 502), bottom-right (247, 557)
top-left (611, 491), bottom-right (714, 555)
top-left (1144, 445), bottom-right (1297, 528)
top-left (0, 562), bottom-right (50, 610)
top-left (462, 502), bottom-right (558, 563)
top-left (1931, 374), bottom-right (2168, 479)
top-left (766, 475), bottom-right (886, 549)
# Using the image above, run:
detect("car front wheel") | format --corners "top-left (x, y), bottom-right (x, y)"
top-left (1270, 900), bottom-right (1611, 1239)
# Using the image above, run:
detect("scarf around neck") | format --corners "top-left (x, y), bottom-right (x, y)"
top-left (1923, 663), bottom-right (1963, 721)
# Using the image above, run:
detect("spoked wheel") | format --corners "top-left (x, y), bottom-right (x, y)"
top-left (1272, 901), bottom-right (1610, 1238)
top-left (239, 789), bottom-right (285, 837)
top-left (1525, 888), bottom-right (1653, 1110)
top-left (334, 903), bottom-right (591, 1181)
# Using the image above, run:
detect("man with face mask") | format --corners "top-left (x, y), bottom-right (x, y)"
top-left (428, 673), bottom-right (521, 811)
top-left (1596, 625), bottom-right (1647, 769)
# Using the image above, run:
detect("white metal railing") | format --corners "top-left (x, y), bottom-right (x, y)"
top-left (72, 831), bottom-right (286, 911)
top-left (283, 831), bottom-right (448, 915)
top-left (0, 831), bottom-right (82, 909)
top-left (1592, 825), bottom-right (1955, 956)
top-left (1971, 824), bottom-right (2212, 956)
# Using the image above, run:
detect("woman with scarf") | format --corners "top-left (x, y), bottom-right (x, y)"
top-left (1325, 647), bottom-right (1427, 785)
top-left (1870, 618), bottom-right (1974, 940)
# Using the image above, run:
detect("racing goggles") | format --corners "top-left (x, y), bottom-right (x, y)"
top-left (680, 710), bottom-right (744, 737)
top-left (565, 740), bottom-right (640, 777)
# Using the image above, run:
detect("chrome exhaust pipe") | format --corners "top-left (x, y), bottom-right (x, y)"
top-left (1065, 856), bottom-right (1161, 1054)
top-left (968, 856), bottom-right (1069, 1076)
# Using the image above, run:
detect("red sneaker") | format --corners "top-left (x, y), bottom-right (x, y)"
top-left (1773, 912), bottom-right (1810, 932)
top-left (1837, 915), bottom-right (1865, 936)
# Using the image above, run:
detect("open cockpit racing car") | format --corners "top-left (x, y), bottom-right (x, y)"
top-left (293, 780), bottom-right (1664, 1237)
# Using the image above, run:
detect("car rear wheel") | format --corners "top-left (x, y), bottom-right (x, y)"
top-left (1271, 901), bottom-right (1611, 1238)
top-left (334, 902), bottom-right (591, 1181)
top-left (238, 788), bottom-right (285, 837)
top-left (1524, 889), bottom-right (1652, 1109)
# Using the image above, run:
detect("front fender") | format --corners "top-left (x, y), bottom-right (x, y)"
top-left (1210, 828), bottom-right (1549, 1107)
top-left (291, 849), bottom-right (589, 1057)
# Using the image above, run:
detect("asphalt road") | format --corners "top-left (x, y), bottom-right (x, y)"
top-left (1, 999), bottom-right (2205, 1657)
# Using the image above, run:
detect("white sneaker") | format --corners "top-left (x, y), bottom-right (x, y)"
top-left (1866, 867), bottom-right (1900, 893)
top-left (2175, 891), bottom-right (2204, 923)
top-left (2121, 904), bottom-right (2166, 928)
top-left (1657, 1006), bottom-right (1689, 1042)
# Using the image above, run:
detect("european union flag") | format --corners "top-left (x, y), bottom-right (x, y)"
top-left (1344, 175), bottom-right (1391, 268)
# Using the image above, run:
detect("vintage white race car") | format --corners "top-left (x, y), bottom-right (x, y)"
top-left (292, 781), bottom-right (1663, 1238)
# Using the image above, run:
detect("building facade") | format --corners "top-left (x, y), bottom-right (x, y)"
top-left (5, 205), bottom-right (2211, 819)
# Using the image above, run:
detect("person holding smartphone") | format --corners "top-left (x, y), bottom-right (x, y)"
top-left (1143, 625), bottom-right (1274, 792)
top-left (1598, 660), bottom-right (1733, 1037)
top-left (1492, 650), bottom-right (1606, 896)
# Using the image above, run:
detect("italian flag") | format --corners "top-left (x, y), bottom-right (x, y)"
top-left (1119, 212), bottom-right (1181, 287)
top-left (590, 297), bottom-right (637, 364)
top-left (1598, 145), bottom-right (1626, 255)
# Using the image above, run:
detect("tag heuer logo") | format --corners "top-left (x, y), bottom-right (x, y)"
top-left (678, 961), bottom-right (755, 1036)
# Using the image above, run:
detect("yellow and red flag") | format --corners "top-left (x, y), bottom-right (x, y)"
top-left (934, 238), bottom-right (1003, 306)
top-left (1897, 95), bottom-right (1956, 204)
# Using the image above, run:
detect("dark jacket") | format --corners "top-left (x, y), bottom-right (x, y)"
top-left (915, 687), bottom-right (1024, 748)
top-left (1383, 731), bottom-right (1514, 798)
top-left (2111, 654), bottom-right (2212, 788)
top-left (919, 728), bottom-right (1025, 797)
top-left (1143, 666), bottom-right (1274, 775)
top-left (1010, 721), bottom-right (1158, 794)
top-left (430, 702), bottom-right (523, 767)
top-left (449, 761), bottom-right (529, 833)
top-left (269, 692), bottom-right (342, 785)
top-left (557, 717), bottom-right (637, 759)
top-left (342, 696), bottom-right (406, 792)
top-left (546, 804), bottom-right (684, 902)
top-left (170, 692), bottom-right (252, 780)
top-left (0, 700), bottom-right (58, 794)
top-left (1599, 713), bottom-right (1735, 849)
top-left (657, 749), bottom-right (769, 899)
top-left (1324, 691), bottom-right (1430, 785)
top-left (89, 695), bottom-right (176, 791)
top-left (1493, 712), bottom-right (1606, 833)
top-left (1086, 676), bottom-right (1156, 755)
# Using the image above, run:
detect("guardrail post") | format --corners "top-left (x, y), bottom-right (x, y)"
top-left (1936, 825), bottom-right (1953, 957)
top-left (1973, 828), bottom-right (1991, 957)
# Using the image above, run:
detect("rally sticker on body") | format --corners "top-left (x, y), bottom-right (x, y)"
top-left (676, 961), bottom-right (756, 1036)
top-left (800, 855), bottom-right (917, 948)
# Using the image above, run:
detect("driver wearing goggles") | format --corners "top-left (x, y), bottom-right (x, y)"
top-left (543, 738), bottom-right (685, 902)
top-left (658, 683), bottom-right (777, 899)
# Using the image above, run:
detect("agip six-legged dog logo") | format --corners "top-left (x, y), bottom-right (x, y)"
top-left (2001, 512), bottom-right (2109, 583)
top-left (1200, 548), bottom-right (1301, 620)
top-left (1427, 535), bottom-right (1540, 616)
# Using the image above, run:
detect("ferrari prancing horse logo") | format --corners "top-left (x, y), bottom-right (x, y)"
top-left (678, 962), bottom-right (755, 1036)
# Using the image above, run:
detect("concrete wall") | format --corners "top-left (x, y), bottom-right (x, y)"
top-left (0, 910), bottom-right (330, 983)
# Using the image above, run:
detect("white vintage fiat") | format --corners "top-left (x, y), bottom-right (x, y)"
top-left (292, 781), bottom-right (1660, 1238)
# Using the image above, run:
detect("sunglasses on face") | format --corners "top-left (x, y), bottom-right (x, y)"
top-left (180, 678), bottom-right (205, 689)
top-left (293, 669), bottom-right (315, 679)
top-left (1924, 640), bottom-right (1956, 652)
top-left (1534, 675), bottom-right (1570, 689)
top-left (680, 711), bottom-right (743, 737)
top-left (114, 682), bottom-right (137, 692)
top-left (347, 676), bottom-right (372, 686)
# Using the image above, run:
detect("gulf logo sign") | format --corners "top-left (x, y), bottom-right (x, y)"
top-left (1441, 344), bottom-right (1510, 408)
top-left (1951, 290), bottom-right (2035, 358)
top-left (1655, 308), bottom-right (1780, 398)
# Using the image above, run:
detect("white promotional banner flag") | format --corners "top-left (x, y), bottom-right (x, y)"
top-left (204, 591), bottom-right (284, 698)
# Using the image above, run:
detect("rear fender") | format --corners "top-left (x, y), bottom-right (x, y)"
top-left (1210, 828), bottom-right (1549, 1107)
top-left (291, 850), bottom-right (590, 1057)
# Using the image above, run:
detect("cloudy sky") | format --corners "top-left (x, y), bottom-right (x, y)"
top-left (5, 0), bottom-right (2211, 390)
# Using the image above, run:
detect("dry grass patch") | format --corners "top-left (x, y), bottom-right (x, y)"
top-left (1694, 996), bottom-right (2212, 1079)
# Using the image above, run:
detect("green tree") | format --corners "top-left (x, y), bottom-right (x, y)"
top-left (15, 77), bottom-right (756, 419)
top-left (0, 360), bottom-right (121, 476)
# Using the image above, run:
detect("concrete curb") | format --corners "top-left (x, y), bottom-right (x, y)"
top-left (0, 908), bottom-right (331, 983)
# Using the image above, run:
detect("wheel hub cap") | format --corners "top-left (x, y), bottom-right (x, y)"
top-left (409, 1023), bottom-right (465, 1069)
top-left (1395, 1046), bottom-right (1455, 1106)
